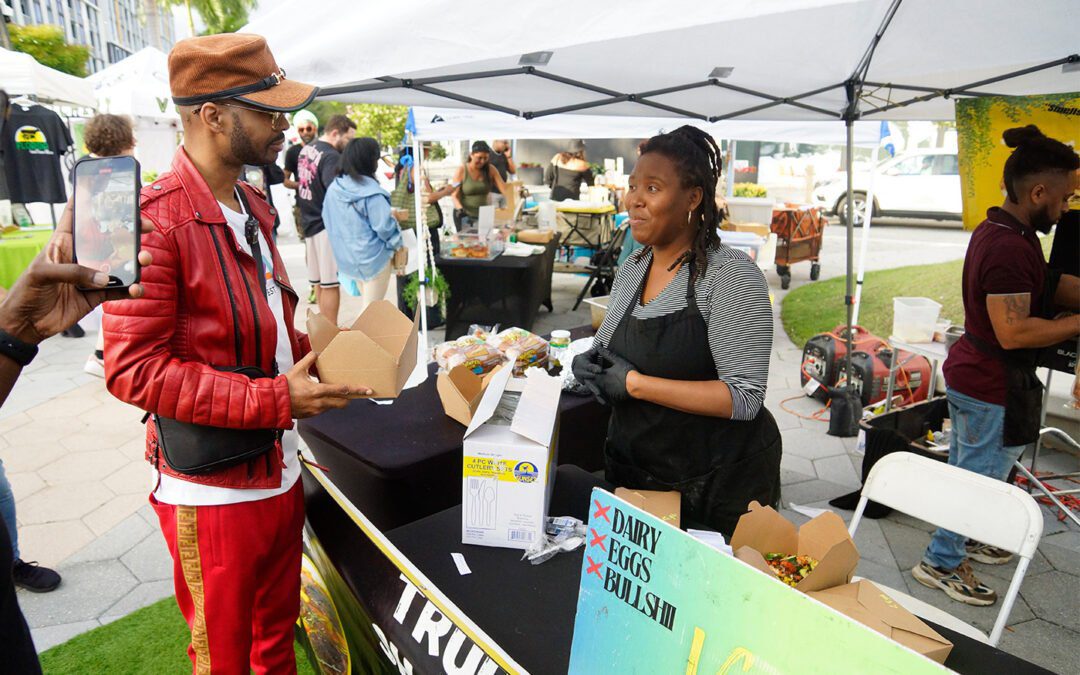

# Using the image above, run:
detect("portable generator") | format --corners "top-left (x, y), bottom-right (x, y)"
top-left (849, 346), bottom-right (932, 407)
top-left (800, 325), bottom-right (887, 401)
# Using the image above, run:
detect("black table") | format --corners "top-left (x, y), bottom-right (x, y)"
top-left (436, 235), bottom-right (560, 338)
top-left (298, 358), bottom-right (609, 532)
top-left (382, 465), bottom-right (1052, 675)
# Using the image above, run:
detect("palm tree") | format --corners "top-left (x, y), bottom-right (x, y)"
top-left (163, 0), bottom-right (257, 36)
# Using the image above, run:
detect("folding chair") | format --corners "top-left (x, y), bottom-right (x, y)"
top-left (571, 220), bottom-right (629, 311)
top-left (848, 452), bottom-right (1044, 646)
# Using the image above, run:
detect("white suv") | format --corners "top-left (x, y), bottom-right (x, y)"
top-left (813, 149), bottom-right (962, 225)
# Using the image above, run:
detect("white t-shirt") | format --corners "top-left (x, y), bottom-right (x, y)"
top-left (152, 196), bottom-right (300, 506)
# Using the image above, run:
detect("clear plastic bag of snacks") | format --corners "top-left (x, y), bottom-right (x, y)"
top-left (487, 328), bottom-right (549, 375)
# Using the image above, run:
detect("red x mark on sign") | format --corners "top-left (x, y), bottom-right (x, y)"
top-left (592, 499), bottom-right (611, 523)
top-left (586, 555), bottom-right (604, 580)
top-left (589, 528), bottom-right (607, 552)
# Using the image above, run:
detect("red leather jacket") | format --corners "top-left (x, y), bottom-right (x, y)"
top-left (104, 148), bottom-right (310, 489)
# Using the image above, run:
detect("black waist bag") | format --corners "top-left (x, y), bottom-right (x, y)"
top-left (153, 365), bottom-right (282, 475)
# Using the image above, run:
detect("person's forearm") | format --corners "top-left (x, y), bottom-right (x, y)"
top-left (506, 157), bottom-right (517, 174)
top-left (1054, 274), bottom-right (1080, 311)
top-left (0, 309), bottom-right (40, 408)
top-left (998, 314), bottom-right (1080, 350)
top-left (625, 371), bottom-right (734, 418)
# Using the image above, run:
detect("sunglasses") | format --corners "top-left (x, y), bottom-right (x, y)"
top-left (193, 101), bottom-right (287, 127)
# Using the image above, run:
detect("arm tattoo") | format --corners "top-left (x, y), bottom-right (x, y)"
top-left (1000, 293), bottom-right (1030, 325)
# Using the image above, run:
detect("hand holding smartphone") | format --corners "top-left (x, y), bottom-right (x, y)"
top-left (72, 156), bottom-right (142, 290)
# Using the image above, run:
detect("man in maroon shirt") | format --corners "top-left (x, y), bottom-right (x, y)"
top-left (914, 126), bottom-right (1079, 607)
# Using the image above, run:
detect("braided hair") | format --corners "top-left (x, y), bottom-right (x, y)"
top-left (1001, 125), bottom-right (1078, 203)
top-left (634, 125), bottom-right (723, 285)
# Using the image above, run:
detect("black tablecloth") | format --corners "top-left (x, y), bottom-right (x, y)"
top-left (436, 235), bottom-right (560, 337)
top-left (298, 354), bottom-right (608, 532)
top-left (386, 465), bottom-right (1052, 675)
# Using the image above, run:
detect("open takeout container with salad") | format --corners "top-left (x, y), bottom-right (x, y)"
top-left (730, 501), bottom-right (858, 593)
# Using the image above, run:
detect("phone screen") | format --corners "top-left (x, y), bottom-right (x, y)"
top-left (72, 156), bottom-right (141, 288)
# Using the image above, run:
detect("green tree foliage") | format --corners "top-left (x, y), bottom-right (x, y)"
top-left (9, 24), bottom-right (90, 77)
top-left (346, 104), bottom-right (408, 148)
top-left (164, 0), bottom-right (256, 37)
top-left (196, 0), bottom-right (257, 35)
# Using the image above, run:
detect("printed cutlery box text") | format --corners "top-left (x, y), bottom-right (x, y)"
top-left (461, 367), bottom-right (561, 550)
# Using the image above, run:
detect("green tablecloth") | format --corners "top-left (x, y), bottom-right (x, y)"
top-left (0, 229), bottom-right (52, 289)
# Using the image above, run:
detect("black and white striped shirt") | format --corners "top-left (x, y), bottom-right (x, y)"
top-left (595, 246), bottom-right (772, 421)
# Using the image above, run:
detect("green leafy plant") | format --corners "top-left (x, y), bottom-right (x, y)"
top-left (427, 143), bottom-right (447, 161)
top-left (733, 183), bottom-right (768, 198)
top-left (9, 24), bottom-right (90, 77)
top-left (402, 268), bottom-right (450, 311)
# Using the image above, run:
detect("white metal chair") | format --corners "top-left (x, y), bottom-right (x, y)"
top-left (848, 452), bottom-right (1044, 646)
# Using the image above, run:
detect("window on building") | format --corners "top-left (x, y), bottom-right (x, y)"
top-left (32, 0), bottom-right (42, 22)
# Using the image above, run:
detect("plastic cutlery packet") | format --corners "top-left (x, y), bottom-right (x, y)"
top-left (522, 516), bottom-right (587, 565)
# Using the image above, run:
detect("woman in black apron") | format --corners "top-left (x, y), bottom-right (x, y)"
top-left (574, 126), bottom-right (781, 537)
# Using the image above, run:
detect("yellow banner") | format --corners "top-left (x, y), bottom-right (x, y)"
top-left (956, 93), bottom-right (1080, 230)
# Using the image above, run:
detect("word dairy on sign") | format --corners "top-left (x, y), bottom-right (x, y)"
top-left (592, 501), bottom-right (678, 631)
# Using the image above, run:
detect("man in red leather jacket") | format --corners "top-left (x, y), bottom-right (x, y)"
top-left (104, 35), bottom-right (369, 674)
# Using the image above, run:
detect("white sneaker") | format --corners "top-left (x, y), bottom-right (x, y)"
top-left (83, 354), bottom-right (105, 378)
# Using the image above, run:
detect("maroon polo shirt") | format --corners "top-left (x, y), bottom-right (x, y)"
top-left (942, 207), bottom-right (1046, 405)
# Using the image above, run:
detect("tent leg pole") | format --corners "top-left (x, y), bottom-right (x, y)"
top-left (844, 120), bottom-right (855, 387)
top-left (411, 136), bottom-right (429, 359)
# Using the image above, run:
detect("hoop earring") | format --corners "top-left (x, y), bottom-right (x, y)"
top-left (687, 210), bottom-right (693, 227)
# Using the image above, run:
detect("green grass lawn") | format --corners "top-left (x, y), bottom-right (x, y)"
top-left (40, 597), bottom-right (316, 675)
top-left (781, 234), bottom-right (1054, 347)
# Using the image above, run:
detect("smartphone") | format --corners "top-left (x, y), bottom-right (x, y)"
top-left (72, 155), bottom-right (141, 289)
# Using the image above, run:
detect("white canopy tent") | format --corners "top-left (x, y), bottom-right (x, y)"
top-left (0, 47), bottom-right (95, 108)
top-left (246, 0), bottom-right (1079, 398)
top-left (409, 106), bottom-right (881, 145)
top-left (87, 47), bottom-right (180, 176)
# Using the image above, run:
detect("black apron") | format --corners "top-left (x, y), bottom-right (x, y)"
top-left (604, 259), bottom-right (782, 537)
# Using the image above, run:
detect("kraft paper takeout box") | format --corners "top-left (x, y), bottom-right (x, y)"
top-left (437, 364), bottom-right (503, 427)
top-left (809, 580), bottom-right (953, 664)
top-left (614, 488), bottom-right (681, 529)
top-left (462, 366), bottom-right (561, 550)
top-left (730, 501), bottom-right (859, 593)
top-left (306, 301), bottom-right (419, 399)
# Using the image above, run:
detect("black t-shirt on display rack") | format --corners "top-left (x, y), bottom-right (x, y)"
top-left (1, 104), bottom-right (73, 204)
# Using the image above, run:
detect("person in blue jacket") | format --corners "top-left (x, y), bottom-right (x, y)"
top-left (322, 137), bottom-right (407, 311)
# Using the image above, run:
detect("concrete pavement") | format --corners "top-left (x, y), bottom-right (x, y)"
top-left (3, 224), bottom-right (1077, 672)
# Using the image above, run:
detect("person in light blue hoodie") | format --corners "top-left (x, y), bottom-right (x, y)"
top-left (322, 137), bottom-right (407, 311)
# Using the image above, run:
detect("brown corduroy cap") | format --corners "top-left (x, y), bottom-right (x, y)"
top-left (168, 33), bottom-right (318, 112)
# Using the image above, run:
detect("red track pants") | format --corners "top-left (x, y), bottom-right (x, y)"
top-left (151, 481), bottom-right (304, 675)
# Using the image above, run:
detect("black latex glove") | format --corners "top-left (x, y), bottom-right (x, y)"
top-left (591, 347), bottom-right (637, 405)
top-left (571, 348), bottom-right (606, 403)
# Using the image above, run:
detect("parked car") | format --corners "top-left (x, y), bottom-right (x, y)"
top-left (813, 149), bottom-right (962, 225)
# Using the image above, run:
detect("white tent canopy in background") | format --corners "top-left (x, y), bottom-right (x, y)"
top-left (0, 47), bottom-right (96, 109)
top-left (247, 0), bottom-right (1078, 123)
top-left (87, 48), bottom-right (180, 176)
top-left (409, 106), bottom-right (881, 146)
top-left (88, 48), bottom-right (178, 121)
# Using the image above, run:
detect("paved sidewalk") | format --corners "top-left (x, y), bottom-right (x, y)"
top-left (3, 227), bottom-right (1077, 672)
